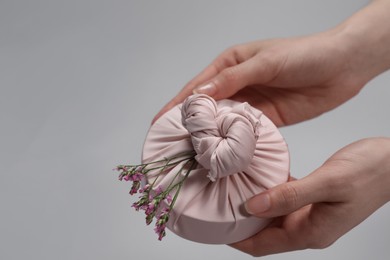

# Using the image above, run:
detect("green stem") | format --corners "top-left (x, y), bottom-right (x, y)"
top-left (169, 159), bottom-right (197, 211)
top-left (164, 157), bottom-right (193, 191)
top-left (126, 151), bottom-right (196, 168)
top-left (144, 156), bottom-right (194, 173)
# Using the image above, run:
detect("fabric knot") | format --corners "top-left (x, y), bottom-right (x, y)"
top-left (181, 94), bottom-right (262, 181)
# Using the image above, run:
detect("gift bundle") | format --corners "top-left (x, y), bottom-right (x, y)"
top-left (115, 94), bottom-right (289, 244)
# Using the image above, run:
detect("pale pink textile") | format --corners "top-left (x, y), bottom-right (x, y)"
top-left (142, 94), bottom-right (289, 244)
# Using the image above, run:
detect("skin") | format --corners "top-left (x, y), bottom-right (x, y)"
top-left (153, 0), bottom-right (390, 256)
top-left (231, 137), bottom-right (390, 256)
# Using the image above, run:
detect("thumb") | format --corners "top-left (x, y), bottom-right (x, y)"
top-left (245, 174), bottom-right (331, 218)
top-left (193, 56), bottom-right (275, 100)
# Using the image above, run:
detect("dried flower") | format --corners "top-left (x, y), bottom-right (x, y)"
top-left (114, 151), bottom-right (197, 240)
top-left (129, 181), bottom-right (141, 195)
top-left (154, 208), bottom-right (170, 240)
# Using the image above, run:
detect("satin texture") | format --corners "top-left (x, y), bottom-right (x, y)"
top-left (142, 94), bottom-right (289, 244)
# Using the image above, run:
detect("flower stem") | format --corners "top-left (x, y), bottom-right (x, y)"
top-left (169, 158), bottom-right (197, 211)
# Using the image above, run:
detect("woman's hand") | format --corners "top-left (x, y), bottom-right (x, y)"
top-left (154, 30), bottom-right (365, 126)
top-left (229, 137), bottom-right (390, 256)
top-left (151, 0), bottom-right (390, 256)
top-left (153, 1), bottom-right (390, 127)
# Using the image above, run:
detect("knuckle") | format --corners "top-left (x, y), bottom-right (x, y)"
top-left (253, 50), bottom-right (286, 83)
top-left (319, 161), bottom-right (356, 200)
top-left (285, 231), bottom-right (334, 251)
top-left (219, 66), bottom-right (241, 83)
top-left (224, 45), bottom-right (241, 59)
top-left (276, 183), bottom-right (300, 212)
top-left (304, 227), bottom-right (335, 249)
top-left (215, 46), bottom-right (241, 70)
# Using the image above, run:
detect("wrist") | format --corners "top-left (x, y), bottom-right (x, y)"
top-left (364, 137), bottom-right (390, 203)
top-left (381, 138), bottom-right (390, 202)
top-left (334, 0), bottom-right (390, 83)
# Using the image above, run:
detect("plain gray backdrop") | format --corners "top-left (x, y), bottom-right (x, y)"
top-left (1, 0), bottom-right (389, 259)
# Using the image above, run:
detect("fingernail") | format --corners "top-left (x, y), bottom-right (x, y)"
top-left (193, 83), bottom-right (216, 96)
top-left (245, 193), bottom-right (271, 215)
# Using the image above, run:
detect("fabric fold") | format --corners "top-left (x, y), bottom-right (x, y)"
top-left (142, 94), bottom-right (289, 244)
top-left (181, 94), bottom-right (262, 180)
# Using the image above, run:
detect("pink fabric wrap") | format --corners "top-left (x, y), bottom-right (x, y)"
top-left (142, 94), bottom-right (289, 244)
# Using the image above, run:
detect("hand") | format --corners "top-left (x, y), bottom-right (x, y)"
top-left (229, 137), bottom-right (390, 257)
top-left (153, 1), bottom-right (390, 126)
top-left (153, 31), bottom-right (370, 126)
top-left (154, 30), bottom-right (365, 126)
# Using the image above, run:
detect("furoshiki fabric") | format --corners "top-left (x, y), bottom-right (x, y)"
top-left (142, 94), bottom-right (289, 244)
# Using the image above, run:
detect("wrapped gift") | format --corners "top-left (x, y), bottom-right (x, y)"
top-left (117, 94), bottom-right (289, 244)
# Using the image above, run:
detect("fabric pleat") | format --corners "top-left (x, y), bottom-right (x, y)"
top-left (142, 94), bottom-right (289, 244)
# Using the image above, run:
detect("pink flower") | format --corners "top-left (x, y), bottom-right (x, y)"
top-left (139, 184), bottom-right (150, 193)
top-left (155, 185), bottom-right (163, 195)
top-left (115, 150), bottom-right (197, 240)
top-left (165, 194), bottom-right (173, 204)
top-left (131, 202), bottom-right (140, 211)
top-left (154, 223), bottom-right (166, 236)
top-left (116, 165), bottom-right (128, 172)
top-left (145, 202), bottom-right (155, 215)
top-left (158, 208), bottom-right (170, 219)
top-left (157, 230), bottom-right (166, 241)
top-left (154, 208), bottom-right (170, 240)
top-left (130, 172), bottom-right (143, 182)
top-left (129, 181), bottom-right (141, 195)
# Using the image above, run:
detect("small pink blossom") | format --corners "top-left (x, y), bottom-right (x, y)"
top-left (155, 185), bottom-right (163, 195)
top-left (157, 230), bottom-right (166, 241)
top-left (154, 223), bottom-right (165, 233)
top-left (165, 194), bottom-right (173, 204)
top-left (131, 202), bottom-right (140, 211)
top-left (116, 165), bottom-right (128, 172)
top-left (154, 223), bottom-right (166, 241)
top-left (154, 208), bottom-right (170, 240)
top-left (145, 201), bottom-right (155, 215)
top-left (115, 151), bottom-right (197, 241)
top-left (139, 184), bottom-right (150, 193)
top-left (130, 172), bottom-right (143, 182)
top-left (129, 181), bottom-right (141, 195)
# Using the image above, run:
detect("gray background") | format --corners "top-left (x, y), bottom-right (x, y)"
top-left (1, 0), bottom-right (389, 259)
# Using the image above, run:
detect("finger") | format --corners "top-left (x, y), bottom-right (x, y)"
top-left (151, 60), bottom-right (219, 124)
top-left (194, 54), bottom-right (278, 100)
top-left (151, 44), bottom-right (260, 124)
top-left (245, 168), bottom-right (334, 218)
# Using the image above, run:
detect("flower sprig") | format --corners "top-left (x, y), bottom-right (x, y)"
top-left (114, 151), bottom-right (197, 240)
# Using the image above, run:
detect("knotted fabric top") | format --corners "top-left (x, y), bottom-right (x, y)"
top-left (181, 94), bottom-right (261, 181)
top-left (142, 94), bottom-right (289, 244)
